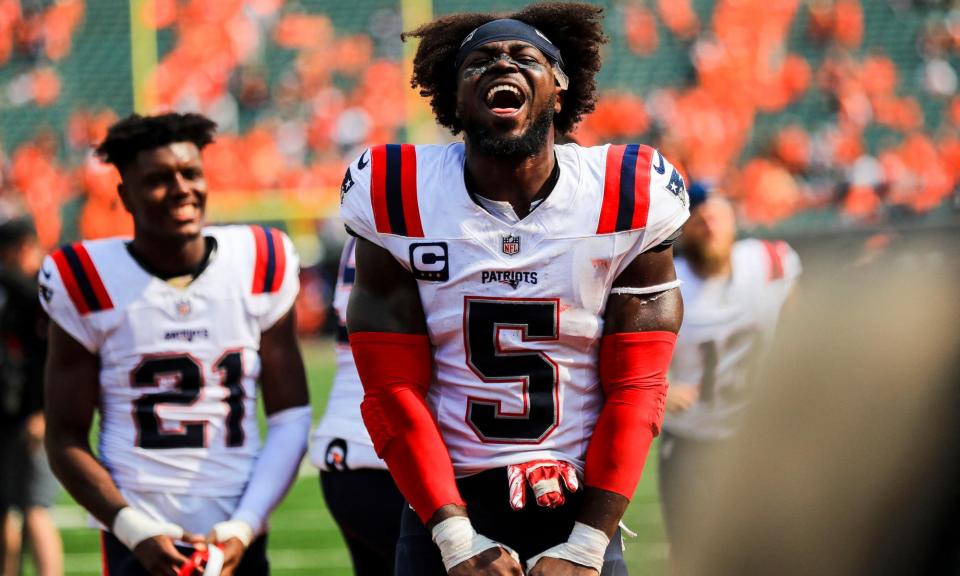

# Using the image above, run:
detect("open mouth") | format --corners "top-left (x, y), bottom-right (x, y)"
top-left (485, 84), bottom-right (526, 116)
top-left (172, 204), bottom-right (200, 222)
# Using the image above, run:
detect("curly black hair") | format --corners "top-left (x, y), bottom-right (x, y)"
top-left (95, 112), bottom-right (217, 173)
top-left (403, 2), bottom-right (607, 136)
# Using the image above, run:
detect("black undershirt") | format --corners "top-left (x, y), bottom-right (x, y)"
top-left (126, 236), bottom-right (218, 281)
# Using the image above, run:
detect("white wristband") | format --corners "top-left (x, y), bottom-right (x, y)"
top-left (430, 516), bottom-right (508, 572)
top-left (610, 279), bottom-right (682, 295)
top-left (526, 521), bottom-right (609, 573)
top-left (111, 507), bottom-right (184, 551)
top-left (212, 520), bottom-right (254, 548)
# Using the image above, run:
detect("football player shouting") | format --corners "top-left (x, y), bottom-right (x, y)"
top-left (341, 3), bottom-right (689, 575)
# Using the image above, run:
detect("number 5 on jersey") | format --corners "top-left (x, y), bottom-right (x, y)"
top-left (464, 297), bottom-right (560, 444)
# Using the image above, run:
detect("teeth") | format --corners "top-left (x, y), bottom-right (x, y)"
top-left (174, 205), bottom-right (197, 219)
top-left (486, 84), bottom-right (522, 105)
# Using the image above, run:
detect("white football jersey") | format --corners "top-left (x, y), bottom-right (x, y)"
top-left (663, 239), bottom-right (800, 440)
top-left (39, 225), bottom-right (299, 500)
top-left (340, 142), bottom-right (689, 477)
top-left (310, 237), bottom-right (385, 471)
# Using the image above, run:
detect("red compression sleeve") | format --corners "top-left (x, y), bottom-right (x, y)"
top-left (584, 331), bottom-right (677, 498)
top-left (350, 332), bottom-right (465, 523)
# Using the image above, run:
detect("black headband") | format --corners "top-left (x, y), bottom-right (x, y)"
top-left (454, 19), bottom-right (564, 71)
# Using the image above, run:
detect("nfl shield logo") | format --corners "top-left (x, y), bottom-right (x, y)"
top-left (175, 299), bottom-right (192, 318)
top-left (502, 235), bottom-right (521, 256)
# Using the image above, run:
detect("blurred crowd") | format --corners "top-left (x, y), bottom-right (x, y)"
top-left (580, 0), bottom-right (960, 228)
top-left (0, 0), bottom-right (958, 246)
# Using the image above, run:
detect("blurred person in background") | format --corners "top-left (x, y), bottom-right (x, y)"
top-left (0, 218), bottom-right (61, 576)
top-left (342, 3), bottom-right (689, 575)
top-left (310, 237), bottom-right (405, 576)
top-left (659, 192), bottom-right (800, 572)
top-left (679, 235), bottom-right (960, 576)
top-left (40, 113), bottom-right (310, 576)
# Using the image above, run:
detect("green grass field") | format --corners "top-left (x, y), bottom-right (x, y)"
top-left (41, 339), bottom-right (669, 575)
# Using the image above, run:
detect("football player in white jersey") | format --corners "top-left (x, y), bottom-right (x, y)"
top-left (341, 4), bottom-right (689, 576)
top-left (40, 113), bottom-right (311, 576)
top-left (310, 237), bottom-right (404, 575)
top-left (658, 194), bottom-right (800, 569)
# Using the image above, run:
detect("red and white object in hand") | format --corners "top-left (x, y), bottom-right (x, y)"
top-left (507, 459), bottom-right (580, 510)
top-left (177, 545), bottom-right (224, 576)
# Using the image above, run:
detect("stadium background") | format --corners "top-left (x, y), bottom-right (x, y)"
top-left (0, 0), bottom-right (958, 574)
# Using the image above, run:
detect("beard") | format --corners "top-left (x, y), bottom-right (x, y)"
top-left (681, 238), bottom-right (733, 276)
top-left (462, 95), bottom-right (556, 158)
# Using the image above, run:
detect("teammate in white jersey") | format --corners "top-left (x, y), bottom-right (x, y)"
top-left (342, 4), bottom-right (688, 575)
top-left (310, 237), bottom-right (404, 575)
top-left (658, 195), bottom-right (800, 569)
top-left (40, 113), bottom-right (311, 576)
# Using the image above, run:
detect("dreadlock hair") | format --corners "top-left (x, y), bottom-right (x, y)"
top-left (403, 2), bottom-right (607, 136)
top-left (95, 112), bottom-right (217, 174)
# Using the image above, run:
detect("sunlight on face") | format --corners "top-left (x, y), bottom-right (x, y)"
top-left (683, 197), bottom-right (737, 262)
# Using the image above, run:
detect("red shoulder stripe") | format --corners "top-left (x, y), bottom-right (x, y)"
top-left (268, 227), bottom-right (287, 293)
top-left (251, 225), bottom-right (287, 294)
top-left (399, 144), bottom-right (424, 237)
top-left (51, 249), bottom-right (89, 315)
top-left (763, 240), bottom-right (785, 281)
top-left (251, 225), bottom-right (269, 294)
top-left (73, 244), bottom-right (113, 311)
top-left (370, 144), bottom-right (423, 237)
top-left (370, 145), bottom-right (391, 234)
top-left (597, 145), bottom-right (626, 234)
top-left (50, 244), bottom-right (113, 315)
top-left (630, 145), bottom-right (654, 230)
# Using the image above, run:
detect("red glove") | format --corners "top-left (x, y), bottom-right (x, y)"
top-left (507, 459), bottom-right (580, 510)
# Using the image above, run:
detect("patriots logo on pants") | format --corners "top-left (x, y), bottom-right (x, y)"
top-left (325, 438), bottom-right (349, 471)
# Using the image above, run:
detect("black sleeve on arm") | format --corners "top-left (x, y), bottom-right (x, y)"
top-left (650, 227), bottom-right (683, 253)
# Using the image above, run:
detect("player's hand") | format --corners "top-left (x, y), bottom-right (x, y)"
top-left (448, 546), bottom-right (524, 576)
top-left (215, 538), bottom-right (246, 576)
top-left (526, 522), bottom-right (607, 575)
top-left (665, 384), bottom-right (698, 413)
top-left (132, 534), bottom-right (195, 576)
top-left (208, 520), bottom-right (253, 576)
top-left (507, 459), bottom-right (580, 510)
top-left (528, 556), bottom-right (598, 576)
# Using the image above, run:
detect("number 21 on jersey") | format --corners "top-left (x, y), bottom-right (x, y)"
top-left (131, 351), bottom-right (245, 449)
